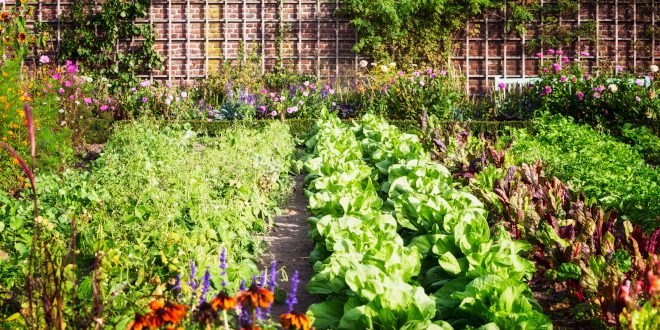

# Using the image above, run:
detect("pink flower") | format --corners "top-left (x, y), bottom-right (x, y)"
top-left (64, 80), bottom-right (72, 87)
top-left (413, 71), bottom-right (420, 77)
top-left (39, 55), bottom-right (50, 64)
top-left (302, 91), bottom-right (309, 97)
top-left (561, 57), bottom-right (570, 63)
top-left (328, 89), bottom-right (334, 95)
top-left (69, 94), bottom-right (75, 100)
top-left (576, 91), bottom-right (585, 100)
top-left (100, 105), bottom-right (109, 111)
top-left (166, 82), bottom-right (172, 88)
top-left (497, 82), bottom-right (506, 90)
top-left (544, 85), bottom-right (552, 94)
top-left (390, 77), bottom-right (395, 83)
top-left (165, 98), bottom-right (171, 106)
top-left (142, 97), bottom-right (148, 103)
top-left (553, 63), bottom-right (562, 72)
top-left (84, 97), bottom-right (92, 105)
top-left (635, 79), bottom-right (645, 86)
top-left (261, 89), bottom-right (267, 94)
top-left (547, 49), bottom-right (555, 55)
top-left (636, 96), bottom-right (641, 102)
top-left (298, 100), bottom-right (304, 105)
top-left (593, 92), bottom-right (601, 99)
top-left (597, 85), bottom-right (605, 93)
top-left (440, 69), bottom-right (447, 76)
top-left (258, 105), bottom-right (266, 113)
top-left (67, 64), bottom-right (78, 74)
top-left (140, 80), bottom-right (151, 88)
top-left (580, 51), bottom-right (590, 56)
top-left (536, 53), bottom-right (543, 58)
top-left (419, 80), bottom-right (425, 86)
top-left (270, 110), bottom-right (277, 117)
top-left (557, 50), bottom-right (564, 55)
top-left (52, 73), bottom-right (60, 80)
top-left (57, 88), bottom-right (64, 94)
top-left (131, 87), bottom-right (137, 93)
top-left (560, 76), bottom-right (567, 82)
top-left (397, 71), bottom-right (404, 77)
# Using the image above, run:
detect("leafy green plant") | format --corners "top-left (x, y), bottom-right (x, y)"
top-left (621, 124), bottom-right (660, 165)
top-left (59, 0), bottom-right (163, 89)
top-left (509, 113), bottom-right (660, 228)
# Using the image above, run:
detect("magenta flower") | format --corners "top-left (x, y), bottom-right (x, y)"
top-left (536, 53), bottom-right (543, 58)
top-left (597, 85), bottom-right (605, 93)
top-left (579, 51), bottom-right (590, 56)
top-left (544, 85), bottom-right (552, 94)
top-left (166, 82), bottom-right (172, 88)
top-left (57, 88), bottom-right (64, 94)
top-left (142, 97), bottom-right (148, 103)
top-left (576, 91), bottom-right (585, 100)
top-left (497, 82), bottom-right (506, 90)
top-left (559, 76), bottom-right (567, 82)
top-left (140, 80), bottom-right (151, 88)
top-left (52, 73), bottom-right (60, 80)
top-left (547, 49), bottom-right (555, 55)
top-left (261, 89), bottom-right (267, 94)
top-left (100, 105), bottom-right (109, 111)
top-left (64, 80), bottom-right (72, 87)
top-left (259, 105), bottom-right (266, 113)
top-left (561, 57), bottom-right (570, 63)
top-left (552, 63), bottom-right (562, 71)
top-left (84, 97), bottom-right (92, 105)
top-left (557, 50), bottom-right (564, 55)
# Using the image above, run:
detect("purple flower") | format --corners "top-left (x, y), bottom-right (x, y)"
top-left (285, 270), bottom-right (300, 313)
top-left (431, 73), bottom-right (437, 79)
top-left (497, 82), bottom-right (506, 90)
top-left (142, 97), bottom-right (148, 103)
top-left (258, 105), bottom-right (266, 113)
top-left (199, 268), bottom-right (212, 303)
top-left (166, 82), bottom-right (172, 88)
top-left (268, 260), bottom-right (277, 290)
top-left (552, 63), bottom-right (562, 72)
top-left (100, 104), bottom-right (109, 111)
top-left (328, 89), bottom-right (335, 95)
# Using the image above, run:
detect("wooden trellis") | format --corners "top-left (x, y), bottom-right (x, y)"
top-left (3, 0), bottom-right (659, 91)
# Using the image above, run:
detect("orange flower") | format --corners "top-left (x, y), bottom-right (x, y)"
top-left (0, 12), bottom-right (8, 22)
top-left (280, 312), bottom-right (311, 330)
top-left (210, 291), bottom-right (238, 311)
top-left (127, 313), bottom-right (163, 330)
top-left (17, 32), bottom-right (27, 44)
top-left (153, 301), bottom-right (188, 325)
top-left (235, 284), bottom-right (274, 309)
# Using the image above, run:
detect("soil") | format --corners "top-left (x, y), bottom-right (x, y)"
top-left (261, 175), bottom-right (321, 316)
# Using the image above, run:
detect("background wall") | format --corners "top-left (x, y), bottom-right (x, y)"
top-left (6, 0), bottom-right (660, 93)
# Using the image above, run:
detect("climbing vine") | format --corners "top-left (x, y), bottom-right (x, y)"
top-left (339, 0), bottom-right (598, 65)
top-left (59, 0), bottom-right (163, 89)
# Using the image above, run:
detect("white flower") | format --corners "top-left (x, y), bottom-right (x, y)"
top-left (58, 109), bottom-right (64, 113)
top-left (87, 77), bottom-right (93, 83)
top-left (359, 60), bottom-right (368, 68)
top-left (60, 121), bottom-right (67, 126)
top-left (651, 65), bottom-right (659, 73)
top-left (370, 62), bottom-right (376, 66)
top-left (380, 65), bottom-right (389, 73)
top-left (389, 62), bottom-right (396, 68)
top-left (608, 84), bottom-right (618, 93)
top-left (180, 91), bottom-right (188, 98)
top-left (75, 101), bottom-right (80, 105)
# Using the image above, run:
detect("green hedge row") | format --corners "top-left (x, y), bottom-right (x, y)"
top-left (88, 119), bottom-right (532, 143)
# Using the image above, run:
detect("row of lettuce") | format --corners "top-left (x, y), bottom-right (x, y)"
top-left (429, 113), bottom-right (660, 328)
top-left (302, 112), bottom-right (552, 329)
top-left (0, 121), bottom-right (294, 327)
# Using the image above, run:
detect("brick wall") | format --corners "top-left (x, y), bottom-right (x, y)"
top-left (4, 0), bottom-right (659, 93)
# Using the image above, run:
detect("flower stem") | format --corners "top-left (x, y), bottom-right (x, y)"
top-left (223, 310), bottom-right (229, 330)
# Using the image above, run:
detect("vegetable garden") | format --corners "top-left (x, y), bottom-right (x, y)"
top-left (1, 1), bottom-right (660, 329)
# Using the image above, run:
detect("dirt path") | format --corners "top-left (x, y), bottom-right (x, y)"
top-left (261, 175), bottom-right (321, 315)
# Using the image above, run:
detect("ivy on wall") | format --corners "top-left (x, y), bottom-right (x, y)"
top-left (339, 0), bottom-right (599, 65)
top-left (59, 0), bottom-right (163, 89)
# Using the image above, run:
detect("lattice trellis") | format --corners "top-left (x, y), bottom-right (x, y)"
top-left (3, 0), bottom-right (659, 92)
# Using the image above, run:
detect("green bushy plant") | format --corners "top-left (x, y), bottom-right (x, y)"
top-left (509, 113), bottom-right (660, 228)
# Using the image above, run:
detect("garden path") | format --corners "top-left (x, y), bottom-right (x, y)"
top-left (261, 175), bottom-right (321, 315)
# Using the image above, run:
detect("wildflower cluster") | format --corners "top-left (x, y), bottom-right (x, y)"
top-left (516, 48), bottom-right (659, 127)
top-left (129, 249), bottom-right (310, 330)
top-left (118, 80), bottom-right (195, 120)
top-left (0, 0), bottom-right (48, 58)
